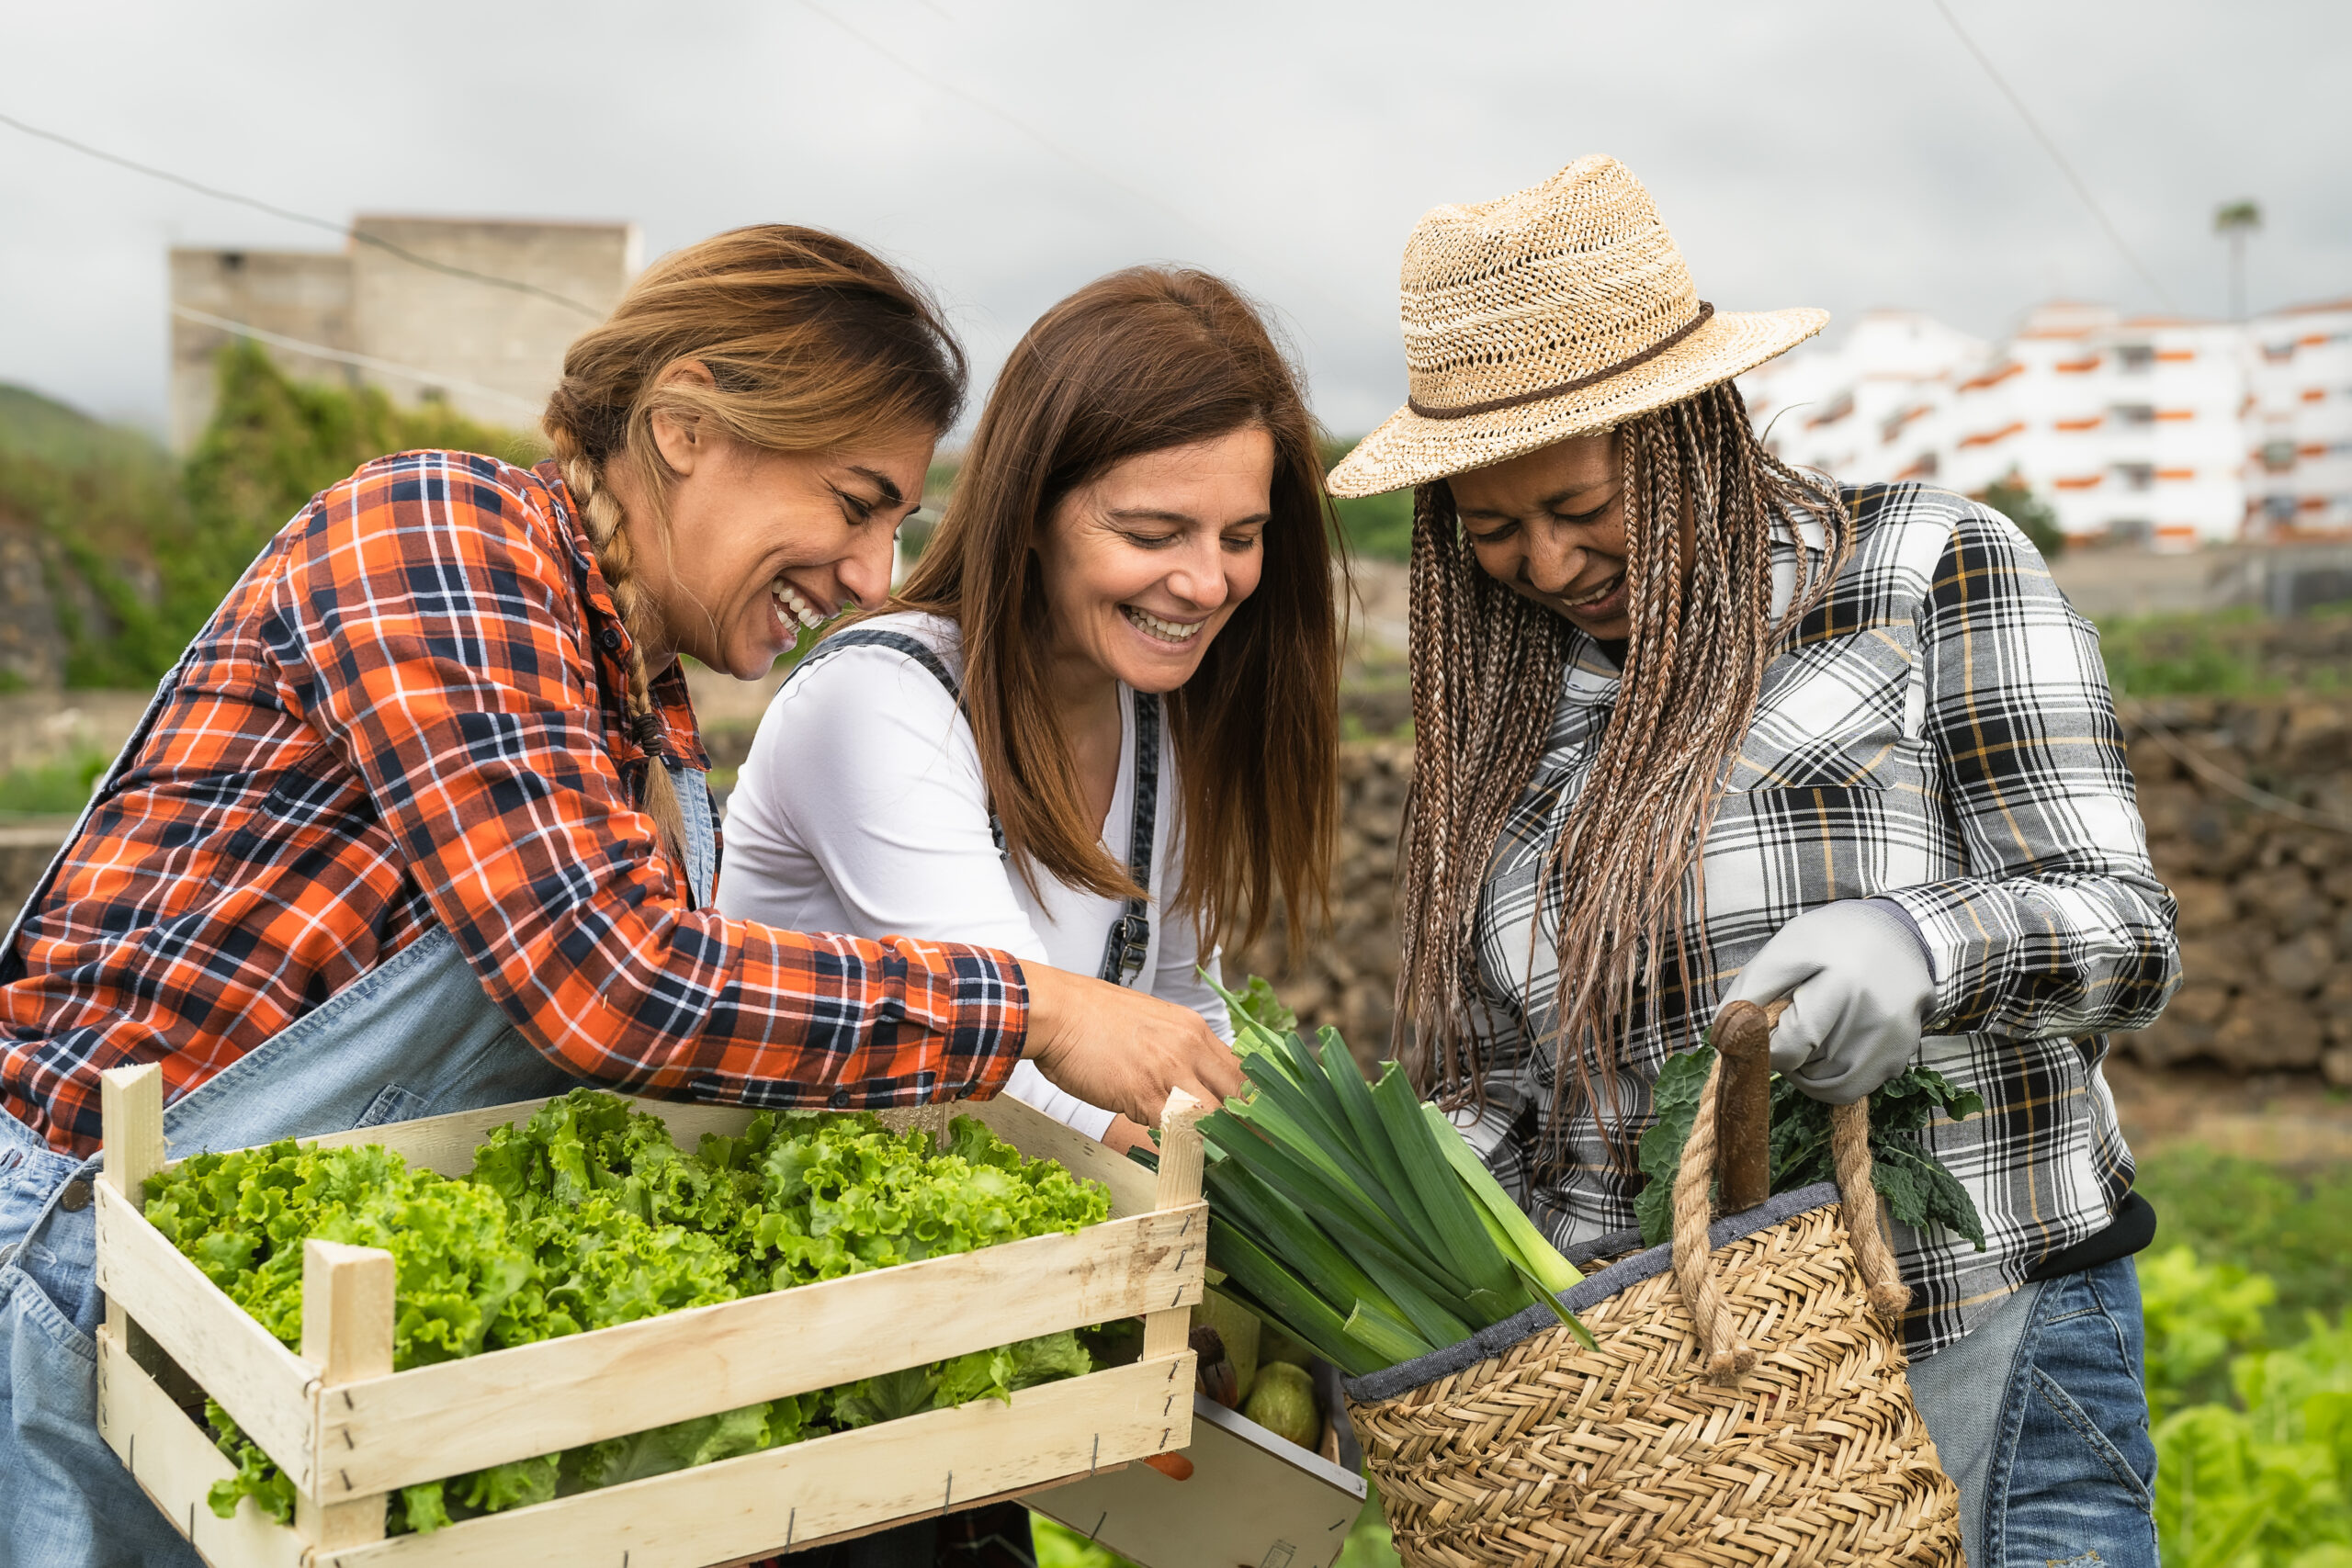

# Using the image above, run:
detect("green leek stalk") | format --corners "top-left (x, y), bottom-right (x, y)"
top-left (1200, 975), bottom-right (1592, 1372)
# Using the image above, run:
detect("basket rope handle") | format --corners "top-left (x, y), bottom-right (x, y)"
top-left (1671, 998), bottom-right (1912, 1384)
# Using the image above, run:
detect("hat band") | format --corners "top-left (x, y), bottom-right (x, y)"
top-left (1405, 300), bottom-right (1715, 421)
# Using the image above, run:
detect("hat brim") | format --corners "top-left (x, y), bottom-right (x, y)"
top-left (1326, 306), bottom-right (1829, 498)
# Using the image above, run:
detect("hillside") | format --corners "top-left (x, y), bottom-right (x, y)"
top-left (0, 346), bottom-right (539, 690)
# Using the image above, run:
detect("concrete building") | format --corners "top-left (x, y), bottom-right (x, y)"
top-left (1746, 297), bottom-right (2352, 552)
top-left (2247, 299), bottom-right (2352, 536)
top-left (169, 216), bottom-right (640, 451)
top-left (1739, 310), bottom-right (1988, 488)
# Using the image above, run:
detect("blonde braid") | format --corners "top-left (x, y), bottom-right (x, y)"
top-left (548, 438), bottom-right (691, 881)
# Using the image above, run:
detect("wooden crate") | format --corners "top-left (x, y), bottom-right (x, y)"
top-left (91, 1064), bottom-right (1206, 1567)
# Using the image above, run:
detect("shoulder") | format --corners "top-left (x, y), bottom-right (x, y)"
top-left (293, 450), bottom-right (572, 570)
top-left (763, 611), bottom-right (970, 736)
top-left (1800, 482), bottom-right (2058, 640)
top-left (787, 612), bottom-right (966, 696)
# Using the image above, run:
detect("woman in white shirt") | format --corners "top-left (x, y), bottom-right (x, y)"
top-left (718, 265), bottom-right (1342, 1154)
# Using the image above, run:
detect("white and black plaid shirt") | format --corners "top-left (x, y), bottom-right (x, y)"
top-left (1453, 483), bottom-right (2181, 1358)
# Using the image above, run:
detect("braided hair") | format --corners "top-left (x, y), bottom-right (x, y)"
top-left (541, 225), bottom-right (965, 879)
top-left (1394, 381), bottom-right (1849, 1162)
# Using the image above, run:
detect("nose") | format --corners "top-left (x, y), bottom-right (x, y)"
top-left (835, 525), bottom-right (897, 611)
top-left (1520, 518), bottom-right (1592, 597)
top-left (1161, 535), bottom-right (1230, 613)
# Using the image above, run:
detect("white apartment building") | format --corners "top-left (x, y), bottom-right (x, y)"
top-left (1745, 297), bottom-right (2352, 551)
top-left (2247, 299), bottom-right (2352, 535)
top-left (1739, 310), bottom-right (1987, 489)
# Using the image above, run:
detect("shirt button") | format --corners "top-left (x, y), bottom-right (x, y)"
top-left (57, 1179), bottom-right (92, 1213)
top-left (597, 627), bottom-right (624, 653)
top-left (828, 1089), bottom-right (852, 1109)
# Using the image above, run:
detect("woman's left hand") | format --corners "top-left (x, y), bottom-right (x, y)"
top-left (1724, 899), bottom-right (1937, 1104)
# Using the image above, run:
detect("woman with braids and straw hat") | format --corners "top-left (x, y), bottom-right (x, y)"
top-left (1332, 157), bottom-right (2179, 1568)
top-left (0, 225), bottom-right (1240, 1564)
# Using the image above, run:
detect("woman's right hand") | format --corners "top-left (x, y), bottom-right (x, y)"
top-left (1021, 964), bottom-right (1244, 1126)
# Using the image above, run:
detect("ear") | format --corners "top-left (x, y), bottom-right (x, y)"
top-left (648, 360), bottom-right (719, 477)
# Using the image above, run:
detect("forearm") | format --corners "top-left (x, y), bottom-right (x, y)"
top-left (1876, 868), bottom-right (2178, 1039)
top-left (1897, 511), bottom-right (2182, 1039)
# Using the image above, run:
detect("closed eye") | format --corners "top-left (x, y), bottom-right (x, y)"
top-left (829, 483), bottom-right (878, 525)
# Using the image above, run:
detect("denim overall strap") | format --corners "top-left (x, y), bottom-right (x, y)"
top-left (1, 751), bottom-right (718, 1566)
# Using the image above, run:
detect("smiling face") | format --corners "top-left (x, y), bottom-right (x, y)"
top-left (1449, 432), bottom-right (1645, 641)
top-left (623, 417), bottom-right (932, 680)
top-left (1035, 426), bottom-right (1274, 698)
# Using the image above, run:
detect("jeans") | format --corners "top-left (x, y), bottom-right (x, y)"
top-left (1905, 1255), bottom-right (2159, 1568)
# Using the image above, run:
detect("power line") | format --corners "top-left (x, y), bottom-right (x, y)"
top-left (1926, 1), bottom-right (2183, 315)
top-left (172, 304), bottom-right (546, 415)
top-left (0, 108), bottom-right (604, 319)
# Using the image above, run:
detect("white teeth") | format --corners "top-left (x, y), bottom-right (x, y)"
top-left (1567, 573), bottom-right (1624, 608)
top-left (1122, 606), bottom-right (1204, 643)
top-left (771, 579), bottom-right (826, 631)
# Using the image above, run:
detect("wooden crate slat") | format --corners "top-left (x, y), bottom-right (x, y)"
top-left (322, 1202), bottom-right (1205, 1498)
top-left (314, 1353), bottom-right (1195, 1568)
top-left (93, 1179), bottom-right (319, 1490)
top-left (96, 1324), bottom-right (309, 1568)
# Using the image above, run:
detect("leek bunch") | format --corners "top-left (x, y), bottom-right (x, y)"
top-left (1200, 981), bottom-right (1591, 1377)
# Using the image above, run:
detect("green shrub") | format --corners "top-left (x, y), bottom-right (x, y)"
top-left (0, 748), bottom-right (107, 817)
top-left (2135, 1148), bottom-right (2352, 1345)
top-left (1984, 476), bottom-right (2066, 560)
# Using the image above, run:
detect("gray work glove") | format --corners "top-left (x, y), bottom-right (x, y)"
top-left (1724, 899), bottom-right (1937, 1105)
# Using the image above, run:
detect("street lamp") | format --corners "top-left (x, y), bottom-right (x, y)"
top-left (2215, 200), bottom-right (2262, 321)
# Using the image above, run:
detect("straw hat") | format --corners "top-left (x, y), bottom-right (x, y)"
top-left (1327, 155), bottom-right (1828, 499)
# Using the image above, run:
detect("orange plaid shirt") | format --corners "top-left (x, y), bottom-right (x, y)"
top-left (1, 452), bottom-right (1027, 1156)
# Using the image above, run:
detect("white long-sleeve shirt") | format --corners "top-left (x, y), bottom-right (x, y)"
top-left (714, 611), bottom-right (1230, 1141)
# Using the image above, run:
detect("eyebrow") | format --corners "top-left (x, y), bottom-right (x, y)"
top-left (842, 466), bottom-right (907, 508)
top-left (1106, 507), bottom-right (1273, 527)
top-left (1458, 484), bottom-right (1611, 522)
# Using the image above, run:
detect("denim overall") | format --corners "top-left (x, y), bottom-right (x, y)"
top-left (0, 652), bottom-right (717, 1567)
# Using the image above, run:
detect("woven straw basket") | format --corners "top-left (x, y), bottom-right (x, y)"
top-left (1343, 1001), bottom-right (1964, 1567)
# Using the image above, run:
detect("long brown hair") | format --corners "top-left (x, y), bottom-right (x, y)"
top-left (896, 266), bottom-right (1340, 953)
top-left (543, 225), bottom-right (965, 864)
top-left (1396, 381), bottom-right (1849, 1156)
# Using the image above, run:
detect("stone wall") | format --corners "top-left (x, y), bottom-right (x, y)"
top-left (2120, 698), bottom-right (2352, 1084)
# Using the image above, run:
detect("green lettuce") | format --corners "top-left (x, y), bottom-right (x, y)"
top-left (157, 1089), bottom-right (1111, 1534)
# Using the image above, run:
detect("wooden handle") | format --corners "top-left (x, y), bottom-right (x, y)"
top-left (1710, 998), bottom-right (1786, 1214)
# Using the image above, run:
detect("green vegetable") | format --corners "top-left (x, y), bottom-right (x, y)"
top-left (1198, 976), bottom-right (1586, 1376)
top-left (149, 1089), bottom-right (1110, 1534)
top-left (1191, 1288), bottom-right (1263, 1402)
top-left (1632, 1043), bottom-right (1987, 1249)
top-left (1242, 1360), bottom-right (1321, 1450)
top-left (2140, 1243), bottom-right (2352, 1568)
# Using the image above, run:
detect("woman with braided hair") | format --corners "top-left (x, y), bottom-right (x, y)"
top-left (1332, 158), bottom-right (2179, 1568)
top-left (0, 225), bottom-right (1240, 1564)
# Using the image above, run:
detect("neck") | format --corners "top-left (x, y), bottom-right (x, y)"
top-left (1042, 633), bottom-right (1120, 728)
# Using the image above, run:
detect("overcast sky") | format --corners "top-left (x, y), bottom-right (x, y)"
top-left (4, 0), bottom-right (2346, 440)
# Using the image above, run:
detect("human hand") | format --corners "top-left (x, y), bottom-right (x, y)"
top-left (1724, 899), bottom-right (1936, 1104)
top-left (1021, 964), bottom-right (1244, 1127)
top-left (1099, 1115), bottom-right (1154, 1156)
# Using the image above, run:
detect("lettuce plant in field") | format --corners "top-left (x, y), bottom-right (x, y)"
top-left (143, 1090), bottom-right (1111, 1534)
top-left (2143, 1243), bottom-right (2352, 1568)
